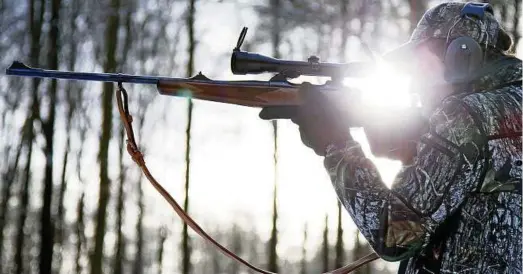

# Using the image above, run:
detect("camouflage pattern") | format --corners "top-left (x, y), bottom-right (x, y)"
top-left (324, 59), bottom-right (522, 273)
top-left (410, 2), bottom-right (501, 49)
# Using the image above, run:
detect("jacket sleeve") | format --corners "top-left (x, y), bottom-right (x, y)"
top-left (324, 97), bottom-right (487, 262)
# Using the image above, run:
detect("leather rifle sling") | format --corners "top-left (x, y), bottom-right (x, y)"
top-left (115, 83), bottom-right (380, 274)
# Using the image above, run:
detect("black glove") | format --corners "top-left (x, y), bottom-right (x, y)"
top-left (362, 107), bottom-right (428, 164)
top-left (259, 82), bottom-right (352, 156)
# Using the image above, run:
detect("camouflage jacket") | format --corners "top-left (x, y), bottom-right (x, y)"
top-left (324, 59), bottom-right (522, 273)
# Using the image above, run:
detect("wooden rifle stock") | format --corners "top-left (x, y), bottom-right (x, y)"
top-left (157, 73), bottom-right (302, 107)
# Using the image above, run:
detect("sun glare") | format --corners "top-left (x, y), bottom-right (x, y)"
top-left (348, 62), bottom-right (413, 108)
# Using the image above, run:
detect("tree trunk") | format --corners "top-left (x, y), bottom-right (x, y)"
top-left (322, 215), bottom-right (329, 272)
top-left (55, 116), bottom-right (71, 270)
top-left (113, 127), bottom-right (126, 274)
top-left (156, 227), bottom-right (167, 274)
top-left (353, 230), bottom-right (360, 274)
top-left (55, 1), bottom-right (79, 269)
top-left (181, 0), bottom-right (196, 273)
top-left (353, 231), bottom-right (370, 274)
top-left (512, 0), bottom-right (520, 49)
top-left (230, 225), bottom-right (243, 274)
top-left (113, 5), bottom-right (132, 274)
top-left (132, 111), bottom-right (148, 274)
top-left (0, 127), bottom-right (24, 271)
top-left (211, 233), bottom-right (222, 274)
top-left (39, 0), bottom-right (60, 273)
top-left (267, 166), bottom-right (279, 272)
top-left (181, 81), bottom-right (194, 274)
top-left (300, 224), bottom-right (308, 274)
top-left (133, 173), bottom-right (144, 274)
top-left (339, 0), bottom-right (349, 61)
top-left (334, 202), bottom-right (344, 268)
top-left (90, 0), bottom-right (120, 272)
top-left (186, 0), bottom-right (196, 77)
top-left (75, 193), bottom-right (85, 274)
top-left (14, 116), bottom-right (35, 274)
top-left (267, 0), bottom-right (281, 272)
top-left (7, 2), bottom-right (45, 272)
top-left (270, 0), bottom-right (281, 59)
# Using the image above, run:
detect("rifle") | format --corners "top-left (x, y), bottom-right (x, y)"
top-left (5, 27), bottom-right (380, 273)
top-left (6, 27), bottom-right (371, 107)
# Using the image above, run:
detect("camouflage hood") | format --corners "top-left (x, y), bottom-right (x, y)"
top-left (383, 2), bottom-right (508, 81)
top-left (387, 2), bottom-right (503, 59)
top-left (410, 2), bottom-right (501, 49)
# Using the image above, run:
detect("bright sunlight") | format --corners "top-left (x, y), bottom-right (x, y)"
top-left (350, 61), bottom-right (413, 108)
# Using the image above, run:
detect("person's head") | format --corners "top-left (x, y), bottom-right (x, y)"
top-left (384, 2), bottom-right (513, 113)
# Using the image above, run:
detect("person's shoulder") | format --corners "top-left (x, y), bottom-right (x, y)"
top-left (427, 95), bottom-right (485, 146)
top-left (465, 83), bottom-right (520, 110)
top-left (428, 57), bottom-right (522, 143)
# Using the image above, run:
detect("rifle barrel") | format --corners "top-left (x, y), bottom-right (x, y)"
top-left (6, 61), bottom-right (166, 84)
top-left (5, 60), bottom-right (302, 92)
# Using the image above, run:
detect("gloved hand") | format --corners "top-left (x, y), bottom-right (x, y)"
top-left (362, 107), bottom-right (428, 164)
top-left (259, 82), bottom-right (352, 156)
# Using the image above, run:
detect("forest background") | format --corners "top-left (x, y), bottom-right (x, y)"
top-left (0, 0), bottom-right (521, 273)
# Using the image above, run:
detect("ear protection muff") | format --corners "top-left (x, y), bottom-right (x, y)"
top-left (443, 2), bottom-right (494, 84)
top-left (444, 36), bottom-right (484, 84)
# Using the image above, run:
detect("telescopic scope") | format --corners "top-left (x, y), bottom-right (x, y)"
top-left (230, 27), bottom-right (370, 79)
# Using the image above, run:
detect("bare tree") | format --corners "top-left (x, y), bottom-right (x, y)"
top-left (39, 0), bottom-right (62, 272)
top-left (54, 1), bottom-right (81, 271)
top-left (133, 173), bottom-right (144, 274)
top-left (211, 231), bottom-right (223, 274)
top-left (267, 169), bottom-right (279, 272)
top-left (322, 215), bottom-right (329, 272)
top-left (511, 0), bottom-right (520, 48)
top-left (133, 92), bottom-right (151, 274)
top-left (113, 127), bottom-right (127, 274)
top-left (181, 0), bottom-right (197, 273)
top-left (113, 4), bottom-right (133, 274)
top-left (0, 134), bottom-right (22, 271)
top-left (353, 231), bottom-right (371, 274)
top-left (267, 0), bottom-right (281, 272)
top-left (4, 2), bottom-right (44, 264)
top-left (339, 0), bottom-right (349, 61)
top-left (0, 1), bottom-right (44, 272)
top-left (229, 224), bottom-right (243, 274)
top-left (156, 227), bottom-right (167, 274)
top-left (334, 202), bottom-right (344, 268)
top-left (75, 192), bottom-right (85, 274)
top-left (90, 0), bottom-right (121, 272)
top-left (300, 223), bottom-right (308, 274)
top-left (14, 106), bottom-right (36, 274)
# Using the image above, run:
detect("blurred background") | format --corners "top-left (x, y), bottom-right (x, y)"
top-left (0, 0), bottom-right (520, 273)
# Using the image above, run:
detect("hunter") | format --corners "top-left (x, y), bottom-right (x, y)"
top-left (260, 2), bottom-right (522, 273)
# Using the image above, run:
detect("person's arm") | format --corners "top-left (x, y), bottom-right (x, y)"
top-left (324, 97), bottom-right (487, 261)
